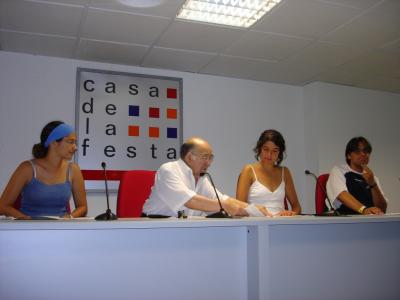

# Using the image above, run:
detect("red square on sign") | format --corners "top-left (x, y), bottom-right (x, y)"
top-left (149, 127), bottom-right (160, 138)
top-left (149, 107), bottom-right (160, 118)
top-left (166, 108), bottom-right (177, 119)
top-left (167, 88), bottom-right (177, 99)
top-left (128, 125), bottom-right (140, 136)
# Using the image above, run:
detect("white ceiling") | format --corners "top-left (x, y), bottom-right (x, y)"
top-left (1, 0), bottom-right (400, 93)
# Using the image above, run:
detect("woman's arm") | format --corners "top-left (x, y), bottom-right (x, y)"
top-left (283, 167), bottom-right (302, 215)
top-left (0, 162), bottom-right (32, 219)
top-left (236, 165), bottom-right (253, 203)
top-left (69, 163), bottom-right (88, 217)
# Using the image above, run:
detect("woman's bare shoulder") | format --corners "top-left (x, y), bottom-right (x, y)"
top-left (17, 160), bottom-right (34, 173)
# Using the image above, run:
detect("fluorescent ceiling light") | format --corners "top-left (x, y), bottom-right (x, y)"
top-left (177, 0), bottom-right (281, 28)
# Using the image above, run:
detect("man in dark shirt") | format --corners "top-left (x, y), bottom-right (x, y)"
top-left (327, 137), bottom-right (387, 215)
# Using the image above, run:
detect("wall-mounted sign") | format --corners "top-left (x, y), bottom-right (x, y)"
top-left (75, 68), bottom-right (183, 190)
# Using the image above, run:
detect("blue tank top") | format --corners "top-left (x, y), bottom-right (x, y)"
top-left (20, 160), bottom-right (72, 217)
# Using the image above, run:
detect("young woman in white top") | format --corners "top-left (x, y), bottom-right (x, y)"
top-left (236, 129), bottom-right (301, 216)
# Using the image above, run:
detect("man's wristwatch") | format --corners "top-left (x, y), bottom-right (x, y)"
top-left (358, 205), bottom-right (367, 214)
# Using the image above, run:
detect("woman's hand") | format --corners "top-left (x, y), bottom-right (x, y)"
top-left (274, 210), bottom-right (297, 217)
top-left (62, 213), bottom-right (74, 219)
top-left (255, 205), bottom-right (273, 217)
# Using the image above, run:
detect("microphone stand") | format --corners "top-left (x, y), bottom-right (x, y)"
top-left (305, 170), bottom-right (340, 216)
top-left (201, 172), bottom-right (231, 218)
top-left (95, 162), bottom-right (118, 221)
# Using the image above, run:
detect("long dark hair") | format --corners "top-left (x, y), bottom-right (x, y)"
top-left (253, 129), bottom-right (286, 165)
top-left (32, 121), bottom-right (64, 158)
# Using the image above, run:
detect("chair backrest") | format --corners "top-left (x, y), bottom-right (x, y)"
top-left (117, 170), bottom-right (156, 217)
top-left (315, 173), bottom-right (329, 214)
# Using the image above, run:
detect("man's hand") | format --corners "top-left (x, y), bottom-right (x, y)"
top-left (363, 206), bottom-right (384, 215)
top-left (223, 202), bottom-right (248, 216)
top-left (362, 166), bottom-right (376, 186)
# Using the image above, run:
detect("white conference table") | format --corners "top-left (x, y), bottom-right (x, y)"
top-left (1, 215), bottom-right (399, 300)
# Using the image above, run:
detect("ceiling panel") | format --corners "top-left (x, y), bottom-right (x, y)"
top-left (257, 59), bottom-right (332, 85)
top-left (142, 47), bottom-right (216, 72)
top-left (224, 31), bottom-right (313, 61)
top-left (383, 67), bottom-right (400, 79)
top-left (288, 41), bottom-right (365, 70)
top-left (90, 0), bottom-right (186, 18)
top-left (81, 8), bottom-right (170, 45)
top-left (0, 0), bottom-right (84, 36)
top-left (313, 50), bottom-right (400, 88)
top-left (76, 38), bottom-right (149, 65)
top-left (319, 0), bottom-right (381, 9)
top-left (201, 55), bottom-right (279, 81)
top-left (372, 0), bottom-right (400, 16)
top-left (0, 30), bottom-right (76, 57)
top-left (155, 20), bottom-right (244, 53)
top-left (254, 0), bottom-right (361, 38)
top-left (313, 68), bottom-right (371, 87)
top-left (334, 51), bottom-right (400, 76)
top-left (357, 76), bottom-right (400, 94)
top-left (25, 0), bottom-right (89, 4)
top-left (380, 38), bottom-right (400, 53)
top-left (323, 10), bottom-right (400, 48)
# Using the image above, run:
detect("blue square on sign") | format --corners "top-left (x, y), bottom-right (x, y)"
top-left (129, 105), bottom-right (140, 116)
top-left (167, 127), bottom-right (177, 139)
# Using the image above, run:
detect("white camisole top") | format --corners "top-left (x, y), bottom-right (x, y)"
top-left (248, 165), bottom-right (286, 215)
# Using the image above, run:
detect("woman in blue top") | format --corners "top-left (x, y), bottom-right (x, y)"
top-left (0, 121), bottom-right (87, 219)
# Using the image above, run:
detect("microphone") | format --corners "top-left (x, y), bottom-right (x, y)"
top-left (305, 170), bottom-right (339, 216)
top-left (95, 162), bottom-right (118, 221)
top-left (200, 172), bottom-right (231, 218)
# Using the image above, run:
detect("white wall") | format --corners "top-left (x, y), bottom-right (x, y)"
top-left (304, 82), bottom-right (400, 212)
top-left (1, 51), bottom-right (399, 215)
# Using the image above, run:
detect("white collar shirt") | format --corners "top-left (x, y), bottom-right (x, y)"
top-left (142, 159), bottom-right (229, 217)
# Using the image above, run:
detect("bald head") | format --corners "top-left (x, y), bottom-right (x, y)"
top-left (180, 137), bottom-right (212, 159)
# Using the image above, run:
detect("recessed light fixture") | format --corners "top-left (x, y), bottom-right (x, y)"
top-left (177, 0), bottom-right (281, 28)
top-left (117, 0), bottom-right (165, 8)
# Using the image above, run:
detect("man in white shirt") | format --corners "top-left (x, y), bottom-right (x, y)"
top-left (326, 136), bottom-right (387, 215)
top-left (142, 137), bottom-right (266, 217)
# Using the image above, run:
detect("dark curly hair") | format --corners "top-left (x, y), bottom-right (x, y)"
top-left (253, 129), bottom-right (286, 165)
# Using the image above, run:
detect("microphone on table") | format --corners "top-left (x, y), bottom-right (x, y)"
top-left (305, 170), bottom-right (339, 216)
top-left (200, 172), bottom-right (231, 218)
top-left (95, 162), bottom-right (118, 221)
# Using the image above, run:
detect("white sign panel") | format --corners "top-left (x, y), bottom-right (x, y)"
top-left (75, 68), bottom-right (183, 190)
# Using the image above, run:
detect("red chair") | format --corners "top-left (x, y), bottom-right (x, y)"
top-left (315, 173), bottom-right (329, 215)
top-left (117, 170), bottom-right (156, 218)
top-left (284, 197), bottom-right (289, 210)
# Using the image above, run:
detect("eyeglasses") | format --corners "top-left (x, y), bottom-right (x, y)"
top-left (191, 152), bottom-right (214, 162)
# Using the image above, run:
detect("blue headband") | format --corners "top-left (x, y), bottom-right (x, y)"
top-left (44, 123), bottom-right (74, 148)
